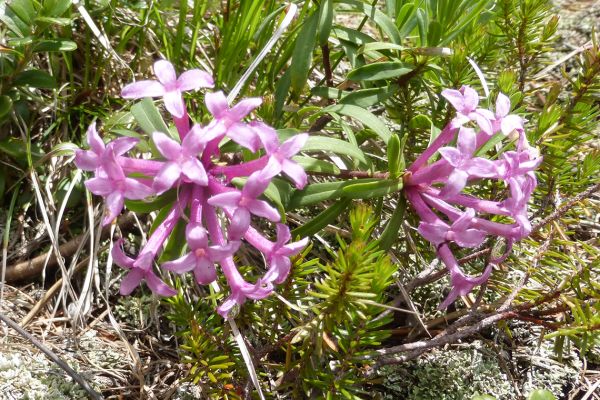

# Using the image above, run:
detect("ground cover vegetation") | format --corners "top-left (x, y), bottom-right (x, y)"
top-left (0, 0), bottom-right (599, 398)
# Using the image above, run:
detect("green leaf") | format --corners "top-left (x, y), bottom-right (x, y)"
top-left (13, 69), bottom-right (57, 89)
top-left (359, 42), bottom-right (405, 54)
top-left (292, 198), bottom-right (351, 238)
top-left (340, 85), bottom-right (398, 108)
top-left (341, 0), bottom-right (401, 44)
top-left (387, 134), bottom-right (401, 178)
top-left (317, 0), bottom-right (333, 46)
top-left (347, 61), bottom-right (413, 82)
top-left (302, 136), bottom-right (367, 164)
top-left (342, 179), bottom-right (403, 199)
top-left (527, 390), bottom-right (556, 400)
top-left (8, 0), bottom-right (36, 25)
top-left (293, 156), bottom-right (340, 175)
top-left (288, 180), bottom-right (366, 209)
top-left (131, 98), bottom-right (170, 136)
top-left (376, 196), bottom-right (406, 250)
top-left (324, 104), bottom-right (392, 143)
top-left (471, 396), bottom-right (497, 400)
top-left (34, 16), bottom-right (72, 26)
top-left (33, 39), bottom-right (77, 52)
top-left (125, 190), bottom-right (177, 213)
top-left (159, 219), bottom-right (187, 263)
top-left (0, 96), bottom-right (14, 120)
top-left (290, 12), bottom-right (318, 96)
top-left (311, 86), bottom-right (344, 101)
top-left (396, 4), bottom-right (418, 38)
top-left (41, 0), bottom-right (72, 17)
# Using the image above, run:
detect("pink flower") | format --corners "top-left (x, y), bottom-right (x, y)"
top-left (121, 59), bottom-right (214, 118)
top-left (263, 224), bottom-right (308, 284)
top-left (253, 122), bottom-right (309, 189)
top-left (418, 208), bottom-right (487, 248)
top-left (162, 223), bottom-right (239, 285)
top-left (208, 170), bottom-right (280, 238)
top-left (112, 241), bottom-right (177, 296)
top-left (438, 127), bottom-right (497, 197)
top-left (205, 91), bottom-right (262, 151)
top-left (74, 122), bottom-right (138, 171)
top-left (151, 125), bottom-right (216, 194)
top-left (442, 86), bottom-right (493, 134)
top-left (84, 150), bottom-right (154, 225)
top-left (492, 93), bottom-right (524, 135)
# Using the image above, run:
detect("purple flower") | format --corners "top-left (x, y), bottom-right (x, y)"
top-left (151, 125), bottom-right (214, 194)
top-left (492, 93), bottom-right (524, 135)
top-left (438, 127), bottom-right (497, 197)
top-left (162, 223), bottom-right (240, 285)
top-left (84, 150), bottom-right (154, 225)
top-left (205, 91), bottom-right (262, 151)
top-left (253, 122), bottom-right (309, 189)
top-left (74, 122), bottom-right (138, 171)
top-left (121, 59), bottom-right (214, 118)
top-left (418, 208), bottom-right (487, 248)
top-left (112, 240), bottom-right (177, 296)
top-left (442, 86), bottom-right (493, 134)
top-left (263, 224), bottom-right (308, 284)
top-left (208, 170), bottom-right (280, 238)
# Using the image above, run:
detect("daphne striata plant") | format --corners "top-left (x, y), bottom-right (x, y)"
top-left (75, 59), bottom-right (308, 318)
top-left (404, 86), bottom-right (542, 308)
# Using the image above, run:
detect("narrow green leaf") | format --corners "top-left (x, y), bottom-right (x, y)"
top-left (290, 12), bottom-right (318, 96)
top-left (341, 0), bottom-right (401, 44)
top-left (342, 179), bottom-right (403, 199)
top-left (8, 0), bottom-right (36, 25)
top-left (340, 85), bottom-right (398, 108)
top-left (131, 98), bottom-right (170, 136)
top-left (376, 196), bottom-right (406, 250)
top-left (387, 134), bottom-right (401, 178)
top-left (0, 96), bottom-right (13, 120)
top-left (288, 180), bottom-right (367, 209)
top-left (292, 198), bottom-right (351, 237)
top-left (348, 61), bottom-right (413, 82)
top-left (302, 136), bottom-right (367, 164)
top-left (13, 69), bottom-right (57, 89)
top-left (317, 0), bottom-right (333, 46)
top-left (125, 190), bottom-right (177, 213)
top-left (293, 156), bottom-right (341, 175)
top-left (33, 39), bottom-right (77, 52)
top-left (34, 16), bottom-right (72, 26)
top-left (41, 0), bottom-right (72, 17)
top-left (324, 104), bottom-right (392, 143)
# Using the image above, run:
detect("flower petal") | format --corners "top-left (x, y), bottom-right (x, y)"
top-left (162, 252), bottom-right (197, 273)
top-left (229, 208), bottom-right (251, 238)
top-left (110, 137), bottom-right (139, 156)
top-left (186, 223), bottom-right (209, 250)
top-left (281, 237), bottom-right (308, 257)
top-left (207, 191), bottom-right (241, 209)
top-left (181, 124), bottom-right (207, 156)
top-left (451, 208), bottom-right (476, 232)
top-left (279, 133), bottom-right (308, 158)
top-left (153, 162), bottom-right (181, 194)
top-left (251, 121), bottom-right (280, 154)
top-left (84, 177), bottom-right (114, 196)
top-left (461, 86), bottom-right (479, 112)
top-left (441, 89), bottom-right (465, 112)
top-left (121, 80), bottom-right (165, 99)
top-left (501, 114), bottom-right (523, 135)
top-left (145, 271), bottom-right (177, 296)
top-left (227, 123), bottom-right (260, 151)
top-left (275, 223), bottom-right (291, 248)
top-left (418, 221), bottom-right (448, 245)
top-left (281, 159), bottom-right (307, 189)
top-left (465, 157), bottom-right (497, 177)
top-left (457, 127), bottom-right (476, 156)
top-left (104, 192), bottom-right (124, 225)
top-left (229, 97), bottom-right (262, 121)
top-left (177, 69), bottom-right (214, 91)
top-left (438, 147), bottom-right (463, 167)
top-left (86, 122), bottom-right (104, 154)
top-left (119, 268), bottom-right (144, 295)
top-left (123, 178), bottom-right (154, 199)
top-left (153, 59), bottom-right (177, 86)
top-left (163, 89), bottom-right (185, 118)
top-left (181, 157), bottom-right (208, 186)
top-left (205, 91), bottom-right (229, 119)
top-left (194, 258), bottom-right (217, 285)
top-left (152, 131), bottom-right (182, 160)
top-left (264, 255), bottom-right (291, 285)
top-left (439, 169), bottom-right (469, 198)
top-left (454, 228), bottom-right (486, 248)
top-left (75, 150), bottom-right (100, 171)
top-left (112, 239), bottom-right (135, 269)
top-left (242, 170), bottom-right (270, 199)
top-left (247, 199), bottom-right (280, 221)
top-left (495, 92), bottom-right (511, 117)
top-left (207, 241), bottom-right (240, 260)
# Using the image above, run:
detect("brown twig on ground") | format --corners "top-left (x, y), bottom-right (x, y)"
top-left (5, 212), bottom-right (136, 282)
top-left (0, 312), bottom-right (103, 400)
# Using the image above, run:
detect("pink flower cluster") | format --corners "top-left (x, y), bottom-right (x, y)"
top-left (404, 86), bottom-right (542, 308)
top-left (75, 60), bottom-right (308, 318)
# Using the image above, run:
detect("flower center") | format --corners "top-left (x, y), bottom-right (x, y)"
top-left (195, 248), bottom-right (206, 258)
